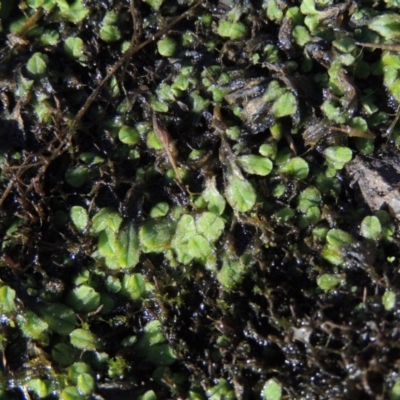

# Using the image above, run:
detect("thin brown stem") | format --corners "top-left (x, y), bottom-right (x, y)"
top-left (73, 0), bottom-right (203, 127)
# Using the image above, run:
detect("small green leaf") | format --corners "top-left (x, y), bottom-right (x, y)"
top-left (157, 36), bottom-right (177, 57)
top-left (79, 152), bottom-right (104, 165)
top-left (100, 222), bottom-right (139, 269)
top-left (274, 207), bottom-right (295, 223)
top-left (384, 66), bottom-right (398, 88)
top-left (225, 173), bottom-right (256, 212)
top-left (139, 320), bottom-right (165, 347)
top-left (355, 138), bottom-right (374, 154)
top-left (207, 379), bottom-right (235, 400)
top-left (196, 212), bottom-right (225, 242)
top-left (326, 229), bottom-right (355, 247)
top-left (150, 202), bottom-right (169, 218)
top-left (118, 125), bottom-right (140, 145)
top-left (317, 274), bottom-right (340, 291)
top-left (172, 244), bottom-right (192, 266)
top-left (61, 386), bottom-right (85, 400)
top-left (70, 329), bottom-right (99, 350)
top-left (26, 379), bottom-right (49, 399)
top-left (52, 343), bottom-right (76, 367)
top-left (108, 75), bottom-right (120, 96)
top-left (236, 155), bottom-right (273, 176)
top-left (76, 373), bottom-right (95, 395)
top-left (324, 146), bottom-right (353, 167)
top-left (322, 229), bottom-right (356, 266)
top-left (146, 129), bottom-right (163, 150)
top-left (321, 100), bottom-right (348, 124)
top-left (321, 243), bottom-right (344, 266)
top-left (67, 285), bottom-right (100, 313)
top-left (208, 85), bottom-right (229, 102)
top-left (143, 343), bottom-right (176, 365)
top-left (259, 143), bottom-right (277, 159)
top-left (226, 126), bottom-right (241, 140)
top-left (171, 216), bottom-right (195, 264)
top-left (156, 82), bottom-right (175, 102)
top-left (217, 256), bottom-right (245, 290)
top-left (65, 166), bottom-right (90, 187)
top-left (41, 29), bottom-right (59, 45)
top-left (187, 235), bottom-right (213, 260)
top-left (349, 117), bottom-right (368, 133)
top-left (70, 206), bottom-right (88, 232)
top-left (304, 14), bottom-right (320, 31)
top-left (300, 0), bottom-right (316, 14)
top-left (332, 36), bottom-right (356, 53)
top-left (97, 232), bottom-right (115, 260)
top-left (276, 148), bottom-right (292, 165)
top-left (170, 213), bottom-right (222, 266)
top-left (279, 157), bottom-right (309, 180)
top-left (68, 361), bottom-right (93, 384)
top-left (40, 303), bottom-right (76, 335)
top-left (143, 0), bottom-right (163, 10)
top-left (266, 0), bottom-right (283, 21)
top-left (360, 215), bottom-right (382, 240)
top-left (135, 320), bottom-right (176, 365)
top-left (382, 52), bottom-right (400, 70)
top-left (122, 273), bottom-right (146, 300)
top-left (203, 176), bottom-right (226, 215)
top-left (382, 290), bottom-right (396, 311)
top-left (297, 187), bottom-right (321, 212)
top-left (189, 90), bottom-right (210, 112)
top-left (368, 14), bottom-right (400, 39)
top-left (43, 0), bottom-right (57, 11)
top-left (172, 214), bottom-right (197, 244)
top-left (293, 25), bottom-right (311, 46)
top-left (105, 276), bottom-right (122, 293)
top-left (59, 0), bottom-right (89, 24)
top-left (91, 208), bottom-right (122, 234)
top-left (17, 311), bottom-right (48, 339)
top-left (305, 206), bottom-right (321, 225)
top-left (10, 16), bottom-right (28, 34)
top-left (26, 52), bottom-right (48, 78)
top-left (64, 36), bottom-right (84, 59)
top-left (139, 217), bottom-right (175, 253)
top-left (264, 80), bottom-right (286, 102)
top-left (313, 224), bottom-right (329, 241)
top-left (149, 98), bottom-right (169, 113)
top-left (172, 74), bottom-right (189, 92)
top-left (0, 285), bottom-right (16, 313)
top-left (262, 379), bottom-right (282, 400)
top-left (375, 210), bottom-right (396, 239)
top-left (138, 390), bottom-right (157, 400)
top-left (100, 25), bottom-right (122, 42)
top-left (272, 92), bottom-right (297, 118)
top-left (101, 10), bottom-right (118, 25)
top-left (272, 183), bottom-right (286, 197)
top-left (16, 75), bottom-right (34, 98)
top-left (34, 99), bottom-right (52, 123)
top-left (217, 20), bottom-right (248, 40)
